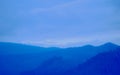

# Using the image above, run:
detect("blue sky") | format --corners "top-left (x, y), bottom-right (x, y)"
top-left (0, 0), bottom-right (120, 47)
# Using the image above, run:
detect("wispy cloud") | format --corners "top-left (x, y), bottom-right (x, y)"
top-left (30, 0), bottom-right (81, 13)
top-left (28, 0), bottom-right (96, 14)
top-left (20, 0), bottom-right (117, 16)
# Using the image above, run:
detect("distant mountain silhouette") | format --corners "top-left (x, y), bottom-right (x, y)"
top-left (0, 42), bottom-right (120, 75)
top-left (0, 42), bottom-right (62, 75)
top-left (4, 42), bottom-right (116, 75)
top-left (21, 45), bottom-right (120, 75)
top-left (0, 42), bottom-right (58, 54)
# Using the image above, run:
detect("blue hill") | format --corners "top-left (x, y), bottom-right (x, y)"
top-left (65, 47), bottom-right (120, 75)
top-left (0, 42), bottom-right (120, 75)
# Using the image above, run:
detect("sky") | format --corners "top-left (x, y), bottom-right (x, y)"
top-left (0, 0), bottom-right (120, 47)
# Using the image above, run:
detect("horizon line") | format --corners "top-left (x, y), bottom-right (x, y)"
top-left (0, 41), bottom-right (119, 48)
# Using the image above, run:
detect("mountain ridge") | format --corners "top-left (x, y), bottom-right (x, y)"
top-left (0, 42), bottom-right (119, 49)
top-left (0, 42), bottom-right (120, 75)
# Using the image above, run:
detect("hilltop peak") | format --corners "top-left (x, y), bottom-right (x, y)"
top-left (101, 42), bottom-right (118, 47)
top-left (96, 42), bottom-right (120, 50)
top-left (82, 44), bottom-right (95, 48)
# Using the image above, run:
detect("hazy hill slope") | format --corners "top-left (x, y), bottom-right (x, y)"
top-left (20, 42), bottom-right (120, 75)
top-left (0, 42), bottom-right (120, 75)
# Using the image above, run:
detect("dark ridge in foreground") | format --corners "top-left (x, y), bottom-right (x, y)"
top-left (65, 48), bottom-right (120, 75)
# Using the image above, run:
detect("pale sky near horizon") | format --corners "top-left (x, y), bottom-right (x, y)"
top-left (0, 0), bottom-right (120, 47)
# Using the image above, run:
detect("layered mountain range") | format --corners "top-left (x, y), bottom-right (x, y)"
top-left (0, 42), bottom-right (120, 75)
